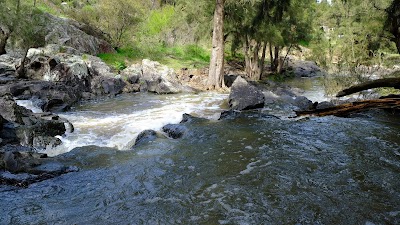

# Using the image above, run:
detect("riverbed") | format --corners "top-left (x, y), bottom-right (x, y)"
top-left (2, 78), bottom-right (400, 224)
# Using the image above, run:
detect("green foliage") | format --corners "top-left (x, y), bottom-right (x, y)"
top-left (144, 6), bottom-right (175, 36)
top-left (98, 44), bottom-right (210, 70)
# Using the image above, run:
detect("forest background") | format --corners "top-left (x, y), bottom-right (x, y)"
top-left (1, 0), bottom-right (399, 90)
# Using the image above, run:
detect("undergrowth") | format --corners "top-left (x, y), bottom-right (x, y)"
top-left (98, 44), bottom-right (210, 70)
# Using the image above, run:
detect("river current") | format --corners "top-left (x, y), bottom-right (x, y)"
top-left (2, 78), bottom-right (400, 224)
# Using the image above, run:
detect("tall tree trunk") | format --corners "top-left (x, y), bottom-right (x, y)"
top-left (208, 0), bottom-right (225, 90)
top-left (269, 45), bottom-right (283, 73)
top-left (244, 38), bottom-right (266, 81)
top-left (0, 31), bottom-right (9, 55)
top-left (16, 48), bottom-right (29, 79)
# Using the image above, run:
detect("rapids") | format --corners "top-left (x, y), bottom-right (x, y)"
top-left (2, 78), bottom-right (400, 224)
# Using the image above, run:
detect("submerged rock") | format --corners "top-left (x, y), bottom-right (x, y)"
top-left (228, 76), bottom-right (265, 111)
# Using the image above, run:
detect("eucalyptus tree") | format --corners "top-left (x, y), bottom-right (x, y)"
top-left (384, 0), bottom-right (400, 53)
top-left (0, 0), bottom-right (46, 78)
top-left (0, 0), bottom-right (15, 55)
top-left (225, 0), bottom-right (314, 80)
top-left (208, 0), bottom-right (225, 89)
top-left (12, 1), bottom-right (47, 78)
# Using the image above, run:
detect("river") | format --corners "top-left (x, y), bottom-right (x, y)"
top-left (2, 78), bottom-right (400, 224)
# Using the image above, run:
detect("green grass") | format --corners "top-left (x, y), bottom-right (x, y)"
top-left (97, 44), bottom-right (211, 70)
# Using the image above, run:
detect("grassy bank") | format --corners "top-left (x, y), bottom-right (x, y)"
top-left (97, 44), bottom-right (210, 71)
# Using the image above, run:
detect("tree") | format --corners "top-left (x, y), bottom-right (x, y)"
top-left (208, 0), bottom-right (225, 89)
top-left (3, 0), bottom-right (47, 78)
top-left (67, 0), bottom-right (146, 49)
top-left (0, 0), bottom-right (15, 55)
top-left (384, 0), bottom-right (400, 54)
top-left (226, 0), bottom-right (314, 80)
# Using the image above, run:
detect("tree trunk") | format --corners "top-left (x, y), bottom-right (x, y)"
top-left (208, 0), bottom-right (225, 90)
top-left (396, 38), bottom-right (400, 54)
top-left (0, 34), bottom-right (8, 55)
top-left (16, 48), bottom-right (29, 79)
top-left (269, 45), bottom-right (281, 73)
top-left (0, 25), bottom-right (10, 55)
top-left (296, 98), bottom-right (400, 117)
top-left (244, 38), bottom-right (266, 81)
top-left (336, 77), bottom-right (400, 97)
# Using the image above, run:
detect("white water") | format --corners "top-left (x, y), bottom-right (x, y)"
top-left (15, 100), bottom-right (43, 113)
top-left (45, 92), bottom-right (228, 156)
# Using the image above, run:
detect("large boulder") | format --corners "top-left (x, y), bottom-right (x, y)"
top-left (1, 81), bottom-right (81, 112)
top-left (228, 76), bottom-right (265, 111)
top-left (0, 94), bottom-right (29, 123)
top-left (44, 14), bottom-right (114, 55)
top-left (162, 124), bottom-right (187, 139)
top-left (287, 57), bottom-right (324, 77)
top-left (90, 76), bottom-right (125, 96)
top-left (0, 96), bottom-right (69, 149)
top-left (140, 59), bottom-right (185, 94)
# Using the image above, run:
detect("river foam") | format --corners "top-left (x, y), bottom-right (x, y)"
top-left (46, 92), bottom-right (228, 156)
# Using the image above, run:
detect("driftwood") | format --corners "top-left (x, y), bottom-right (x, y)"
top-left (336, 77), bottom-right (400, 97)
top-left (296, 76), bottom-right (400, 117)
top-left (296, 98), bottom-right (400, 117)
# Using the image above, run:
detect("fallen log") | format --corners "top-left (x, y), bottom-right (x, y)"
top-left (295, 98), bottom-right (400, 117)
top-left (336, 77), bottom-right (400, 97)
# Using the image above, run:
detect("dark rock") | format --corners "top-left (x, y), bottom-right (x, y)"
top-left (228, 76), bottom-right (265, 111)
top-left (127, 75), bottom-right (140, 84)
top-left (294, 96), bottom-right (313, 111)
top-left (162, 124), bottom-right (187, 139)
top-left (134, 130), bottom-right (158, 147)
top-left (287, 57), bottom-right (325, 77)
top-left (0, 150), bottom-right (47, 173)
top-left (0, 97), bottom-right (69, 149)
top-left (316, 101), bottom-right (335, 110)
top-left (224, 75), bottom-right (239, 88)
top-left (91, 76), bottom-right (125, 96)
top-left (0, 94), bottom-right (30, 123)
top-left (1, 81), bottom-right (81, 112)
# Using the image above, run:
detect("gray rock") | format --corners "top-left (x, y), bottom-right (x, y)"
top-left (0, 96), bottom-right (69, 148)
top-left (44, 14), bottom-right (114, 55)
top-left (162, 124), bottom-right (187, 139)
top-left (140, 59), bottom-right (184, 94)
top-left (0, 94), bottom-right (29, 123)
top-left (294, 96), bottom-right (313, 111)
top-left (287, 57), bottom-right (324, 77)
top-left (90, 76), bottom-right (125, 96)
top-left (133, 130), bottom-right (158, 147)
top-left (228, 76), bottom-right (265, 111)
top-left (316, 101), bottom-right (335, 110)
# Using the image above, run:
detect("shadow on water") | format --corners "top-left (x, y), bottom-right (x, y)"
top-left (1, 111), bottom-right (400, 224)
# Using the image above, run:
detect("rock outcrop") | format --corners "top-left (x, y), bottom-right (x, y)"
top-left (228, 76), bottom-right (265, 111)
top-left (122, 59), bottom-right (194, 94)
top-left (287, 57), bottom-right (324, 77)
top-left (0, 95), bottom-right (70, 149)
top-left (44, 14), bottom-right (114, 55)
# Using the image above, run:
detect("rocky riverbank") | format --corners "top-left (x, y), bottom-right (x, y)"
top-left (0, 12), bottom-right (331, 187)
